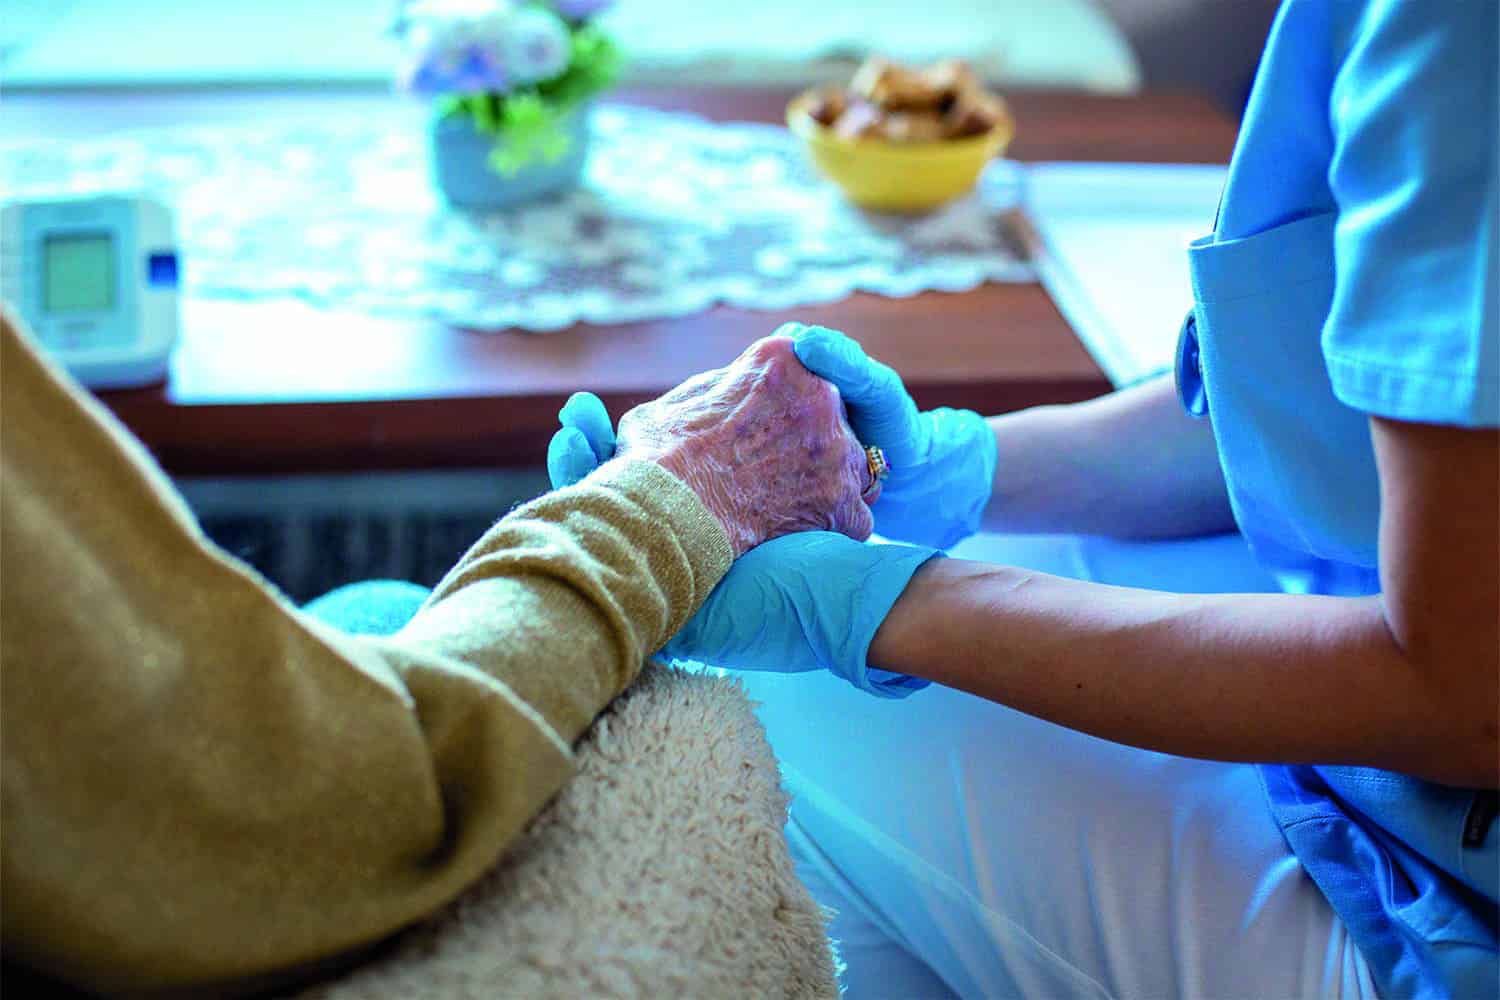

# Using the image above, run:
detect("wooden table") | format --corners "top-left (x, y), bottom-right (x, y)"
top-left (2, 86), bottom-right (1237, 475)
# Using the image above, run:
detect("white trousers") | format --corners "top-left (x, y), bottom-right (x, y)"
top-left (735, 533), bottom-right (1379, 1000)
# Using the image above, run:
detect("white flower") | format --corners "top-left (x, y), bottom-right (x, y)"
top-left (395, 0), bottom-right (515, 94)
top-left (394, 0), bottom-right (574, 94)
top-left (497, 6), bottom-right (571, 84)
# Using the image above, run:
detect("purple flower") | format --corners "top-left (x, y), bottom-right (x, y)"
top-left (394, 0), bottom-right (584, 95)
top-left (399, 40), bottom-right (512, 95)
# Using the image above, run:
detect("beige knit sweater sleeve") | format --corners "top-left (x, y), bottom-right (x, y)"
top-left (0, 312), bottom-right (734, 996)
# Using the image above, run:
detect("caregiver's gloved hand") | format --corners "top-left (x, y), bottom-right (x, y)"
top-left (661, 531), bottom-right (940, 698)
top-left (791, 324), bottom-right (997, 549)
top-left (548, 386), bottom-right (939, 698)
top-left (549, 335), bottom-right (877, 556)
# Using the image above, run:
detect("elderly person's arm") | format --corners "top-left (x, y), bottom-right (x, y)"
top-left (0, 319), bottom-right (868, 997)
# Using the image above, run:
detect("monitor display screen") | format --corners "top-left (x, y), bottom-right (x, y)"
top-left (43, 233), bottom-right (116, 313)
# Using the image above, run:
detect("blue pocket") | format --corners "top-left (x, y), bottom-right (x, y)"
top-left (1187, 212), bottom-right (1382, 576)
top-left (1321, 766), bottom-right (1500, 931)
top-left (1266, 765), bottom-right (1498, 999)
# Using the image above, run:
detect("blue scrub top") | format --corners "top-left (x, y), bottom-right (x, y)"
top-left (1179, 1), bottom-right (1499, 996)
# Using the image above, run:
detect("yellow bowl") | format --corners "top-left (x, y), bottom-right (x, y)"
top-left (786, 92), bottom-right (1013, 213)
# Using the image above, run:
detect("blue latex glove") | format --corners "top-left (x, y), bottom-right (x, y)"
top-left (546, 392), bottom-right (937, 697)
top-left (661, 531), bottom-right (939, 698)
top-left (546, 391), bottom-right (616, 487)
top-left (790, 324), bottom-right (998, 549)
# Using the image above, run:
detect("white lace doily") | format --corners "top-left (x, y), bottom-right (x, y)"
top-left (1, 105), bottom-right (1031, 331)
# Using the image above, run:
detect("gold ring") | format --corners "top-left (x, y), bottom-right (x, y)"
top-left (864, 445), bottom-right (890, 486)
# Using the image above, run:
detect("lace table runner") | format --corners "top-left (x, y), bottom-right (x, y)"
top-left (1, 105), bottom-right (1031, 331)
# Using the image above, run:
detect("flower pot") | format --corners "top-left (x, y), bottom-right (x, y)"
top-left (428, 104), bottom-right (592, 210)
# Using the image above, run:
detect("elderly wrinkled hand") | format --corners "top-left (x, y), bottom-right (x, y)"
top-left (584, 334), bottom-right (879, 556)
top-left (546, 350), bottom-right (939, 698)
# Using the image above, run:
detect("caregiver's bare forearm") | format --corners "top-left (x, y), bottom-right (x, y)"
top-left (868, 559), bottom-right (1497, 788)
top-left (982, 375), bottom-right (1233, 538)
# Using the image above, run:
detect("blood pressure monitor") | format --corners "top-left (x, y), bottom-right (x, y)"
top-left (2, 194), bottom-right (180, 388)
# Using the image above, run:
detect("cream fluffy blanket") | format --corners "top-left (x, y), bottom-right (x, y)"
top-left (294, 664), bottom-right (839, 999)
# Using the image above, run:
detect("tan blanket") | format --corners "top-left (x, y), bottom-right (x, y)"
top-left (294, 664), bottom-right (839, 1000)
